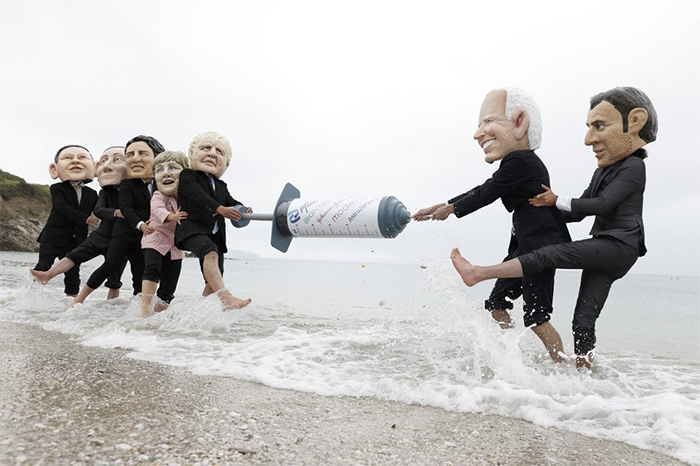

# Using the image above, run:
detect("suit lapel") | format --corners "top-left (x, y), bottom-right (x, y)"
top-left (589, 169), bottom-right (605, 196)
top-left (64, 181), bottom-right (80, 207)
top-left (592, 162), bottom-right (625, 196)
top-left (591, 165), bottom-right (613, 196)
top-left (196, 171), bottom-right (214, 197)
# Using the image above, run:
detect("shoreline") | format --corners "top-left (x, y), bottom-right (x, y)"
top-left (0, 322), bottom-right (686, 465)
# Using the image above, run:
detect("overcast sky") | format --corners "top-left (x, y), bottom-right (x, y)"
top-left (1, 0), bottom-right (698, 276)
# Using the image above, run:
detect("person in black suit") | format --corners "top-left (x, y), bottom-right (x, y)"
top-left (70, 136), bottom-right (165, 307)
top-left (175, 131), bottom-right (252, 310)
top-left (33, 145), bottom-right (99, 296)
top-left (31, 146), bottom-right (128, 297)
top-left (451, 87), bottom-right (657, 369)
top-left (414, 88), bottom-right (571, 363)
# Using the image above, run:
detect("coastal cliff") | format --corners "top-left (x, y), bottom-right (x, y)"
top-left (0, 170), bottom-right (51, 252)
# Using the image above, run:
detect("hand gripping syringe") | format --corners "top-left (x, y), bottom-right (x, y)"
top-left (231, 183), bottom-right (411, 253)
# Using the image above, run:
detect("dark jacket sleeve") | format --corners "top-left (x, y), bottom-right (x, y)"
top-left (571, 159), bottom-right (645, 216)
top-left (219, 179), bottom-right (242, 208)
top-left (562, 179), bottom-right (594, 223)
top-left (448, 155), bottom-right (527, 218)
top-left (567, 156), bottom-right (646, 254)
top-left (93, 189), bottom-right (116, 221)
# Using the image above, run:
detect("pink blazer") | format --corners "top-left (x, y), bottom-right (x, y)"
top-left (141, 191), bottom-right (185, 260)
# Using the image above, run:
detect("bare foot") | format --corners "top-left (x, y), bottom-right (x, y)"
top-left (218, 290), bottom-right (251, 310)
top-left (30, 269), bottom-right (51, 284)
top-left (576, 353), bottom-right (594, 369)
top-left (153, 301), bottom-right (169, 313)
top-left (450, 248), bottom-right (480, 287)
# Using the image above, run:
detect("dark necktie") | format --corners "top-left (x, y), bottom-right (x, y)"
top-left (208, 175), bottom-right (217, 196)
top-left (209, 175), bottom-right (219, 234)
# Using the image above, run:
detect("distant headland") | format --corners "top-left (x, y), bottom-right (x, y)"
top-left (0, 169), bottom-right (51, 252)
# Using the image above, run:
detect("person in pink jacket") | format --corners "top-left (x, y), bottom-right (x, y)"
top-left (141, 151), bottom-right (189, 316)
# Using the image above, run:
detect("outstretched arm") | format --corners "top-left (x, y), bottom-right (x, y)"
top-left (531, 179), bottom-right (593, 224)
top-left (413, 203), bottom-right (451, 221)
top-left (571, 160), bottom-right (645, 216)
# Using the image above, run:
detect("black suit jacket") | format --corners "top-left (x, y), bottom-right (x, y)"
top-left (175, 169), bottom-right (242, 253)
top-left (112, 178), bottom-right (154, 243)
top-left (88, 185), bottom-right (121, 249)
top-left (566, 151), bottom-right (646, 256)
top-left (449, 150), bottom-right (571, 254)
top-left (37, 180), bottom-right (98, 247)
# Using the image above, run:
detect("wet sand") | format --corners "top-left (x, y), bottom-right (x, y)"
top-left (0, 323), bottom-right (685, 465)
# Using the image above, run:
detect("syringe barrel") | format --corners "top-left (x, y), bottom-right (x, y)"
top-left (274, 196), bottom-right (411, 239)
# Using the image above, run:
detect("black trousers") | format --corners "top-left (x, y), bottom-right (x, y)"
top-left (179, 232), bottom-right (226, 280)
top-left (142, 248), bottom-right (182, 304)
top-left (485, 268), bottom-right (556, 328)
top-left (35, 238), bottom-right (80, 295)
top-left (485, 232), bottom-right (559, 328)
top-left (66, 235), bottom-right (126, 289)
top-left (519, 236), bottom-right (639, 355)
top-left (87, 236), bottom-right (144, 294)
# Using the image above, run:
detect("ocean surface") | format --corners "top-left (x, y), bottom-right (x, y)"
top-left (1, 251), bottom-right (698, 464)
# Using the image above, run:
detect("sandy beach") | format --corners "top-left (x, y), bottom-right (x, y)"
top-left (0, 323), bottom-right (685, 465)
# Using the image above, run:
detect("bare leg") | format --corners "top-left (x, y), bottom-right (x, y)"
top-left (70, 285), bottom-right (96, 307)
top-left (531, 322), bottom-right (565, 363)
top-left (141, 280), bottom-right (158, 317)
top-left (202, 251), bottom-right (251, 310)
top-left (30, 258), bottom-right (76, 285)
top-left (490, 309), bottom-right (514, 329)
top-left (202, 283), bottom-right (215, 297)
top-left (107, 288), bottom-right (120, 300)
top-left (450, 248), bottom-right (524, 287)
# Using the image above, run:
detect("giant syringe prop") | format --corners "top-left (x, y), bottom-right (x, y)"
top-left (231, 183), bottom-right (411, 253)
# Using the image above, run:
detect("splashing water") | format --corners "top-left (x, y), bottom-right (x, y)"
top-left (2, 252), bottom-right (699, 464)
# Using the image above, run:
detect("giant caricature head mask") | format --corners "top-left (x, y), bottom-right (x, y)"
top-left (49, 145), bottom-right (95, 182)
top-left (188, 131), bottom-right (232, 179)
top-left (95, 146), bottom-right (127, 188)
top-left (473, 88), bottom-right (542, 164)
top-left (124, 135), bottom-right (165, 180)
top-left (153, 151), bottom-right (189, 197)
top-left (585, 87), bottom-right (657, 168)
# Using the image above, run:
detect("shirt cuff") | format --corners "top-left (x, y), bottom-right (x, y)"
top-left (136, 221), bottom-right (144, 230)
top-left (555, 195), bottom-right (572, 212)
